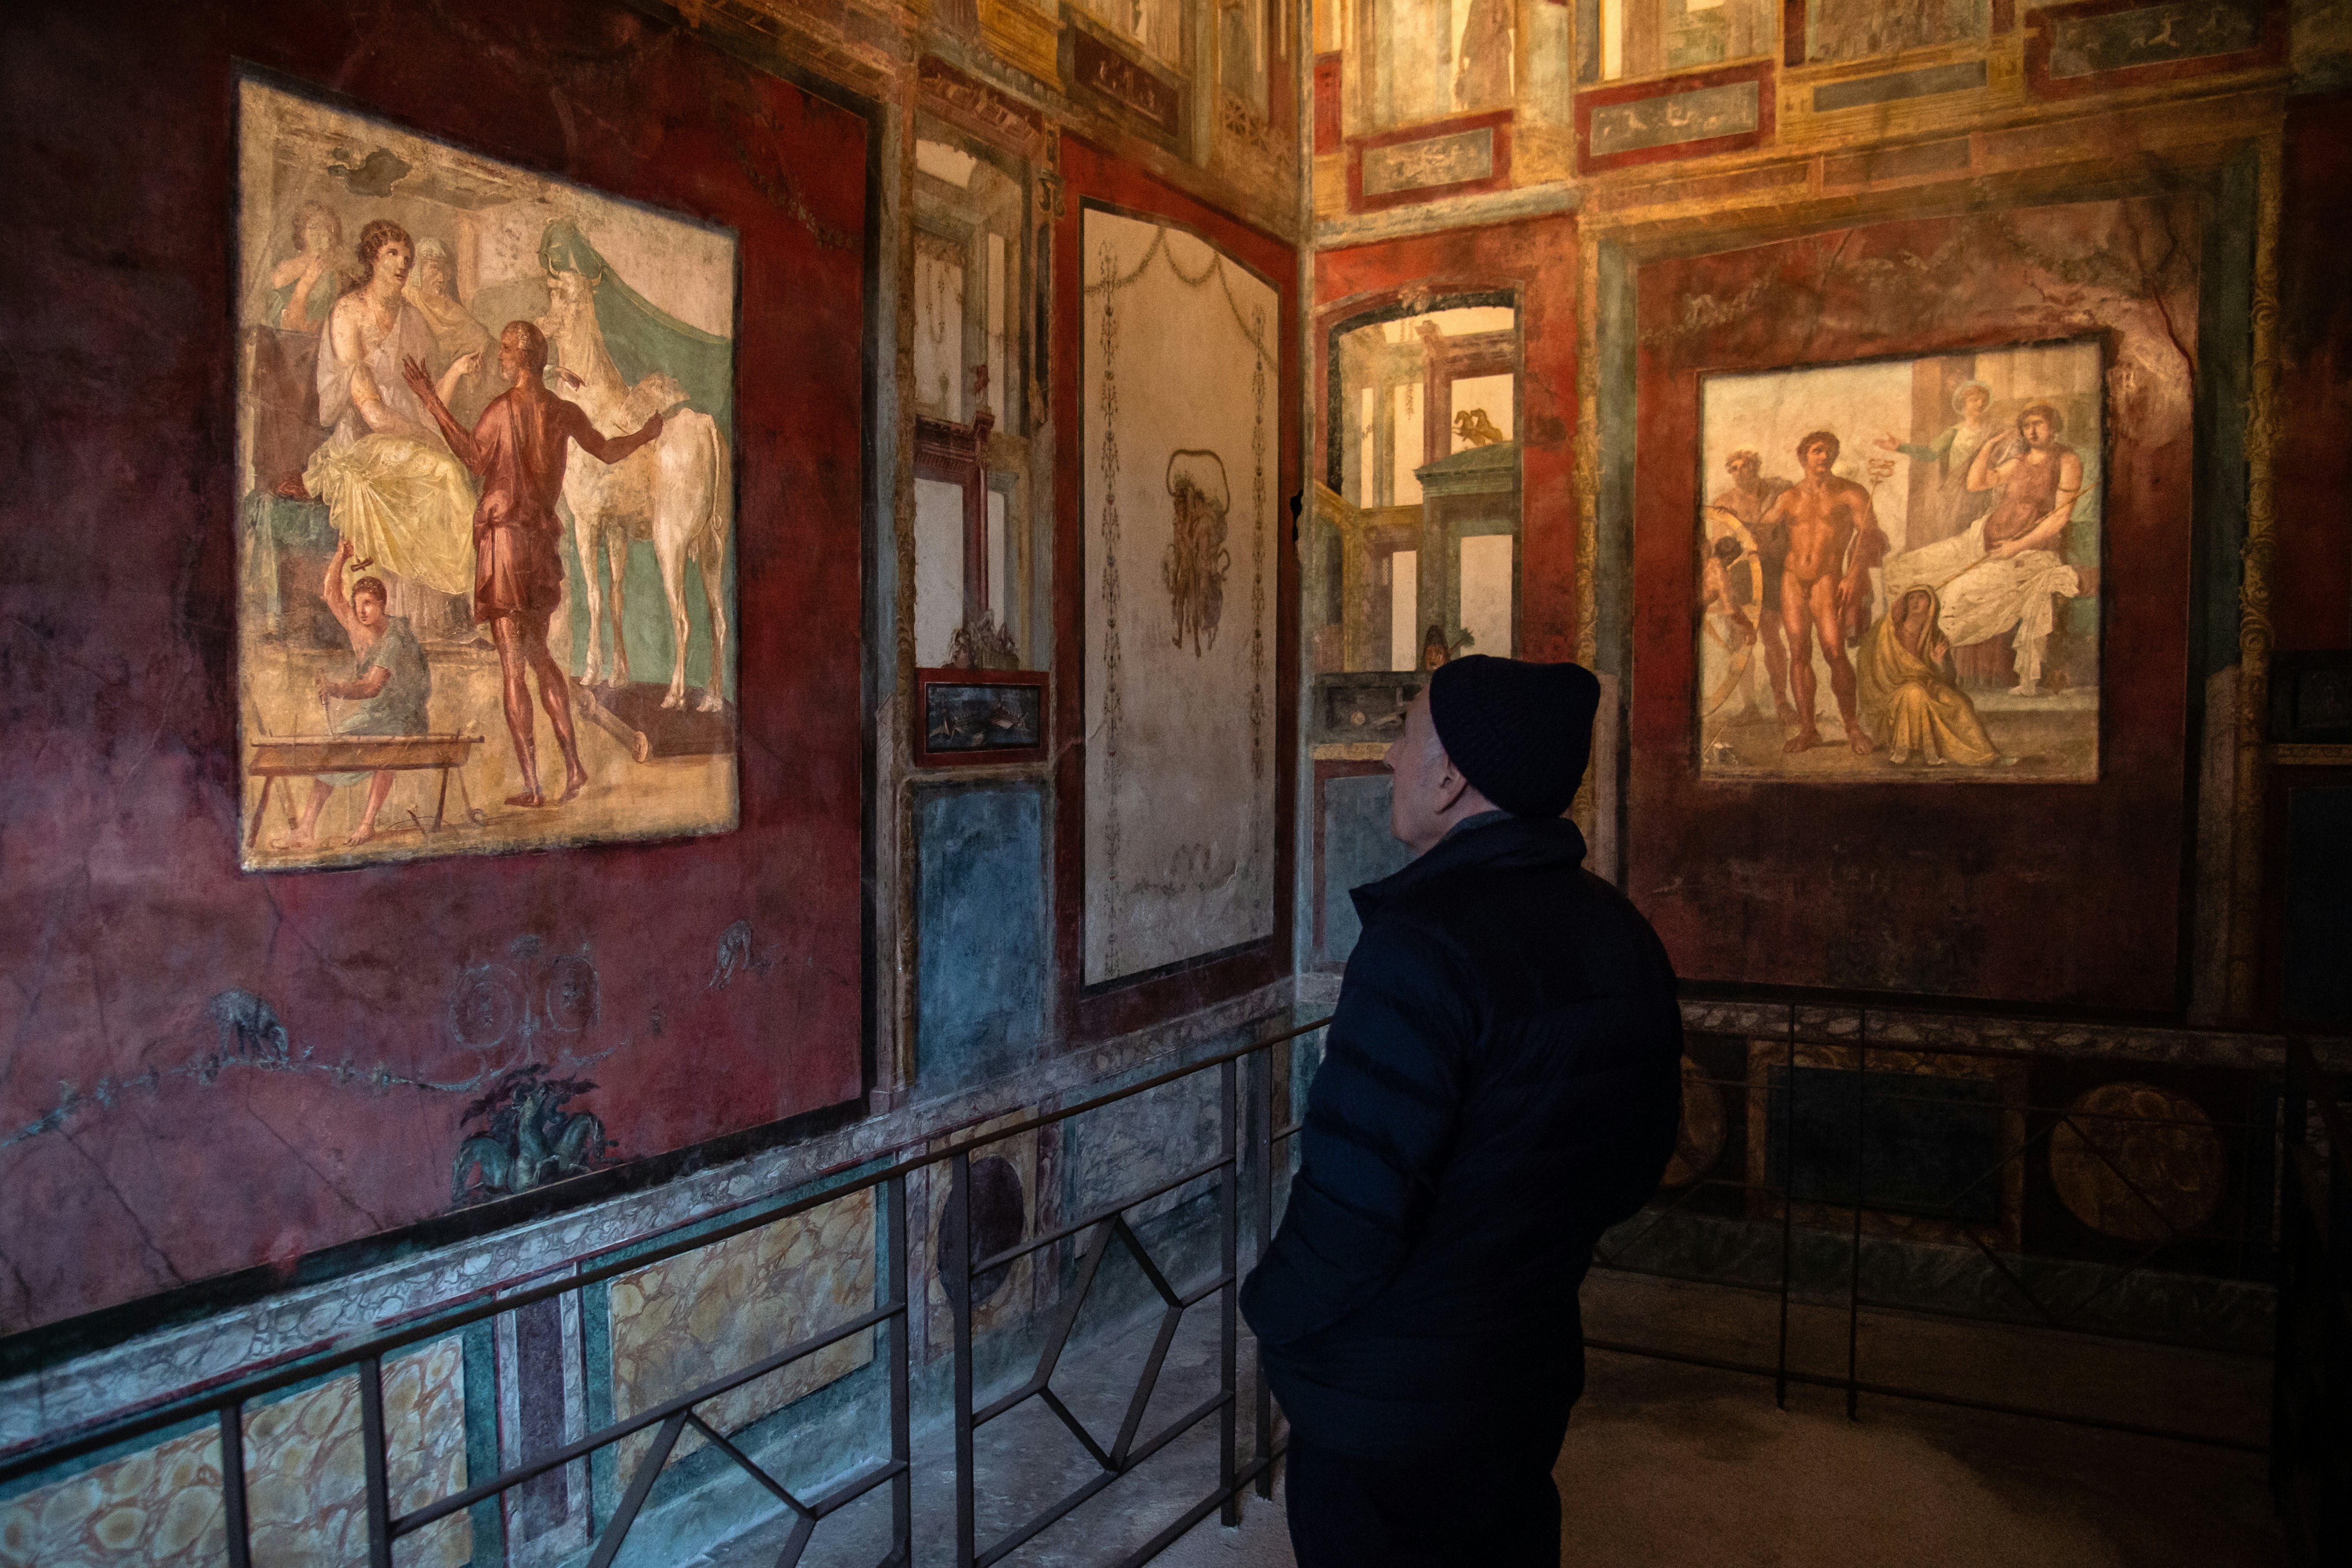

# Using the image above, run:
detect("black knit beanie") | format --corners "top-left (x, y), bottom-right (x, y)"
top-left (1427, 655), bottom-right (1602, 818)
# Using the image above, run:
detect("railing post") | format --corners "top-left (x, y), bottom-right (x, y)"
top-left (887, 1171), bottom-right (912, 1567)
top-left (358, 1355), bottom-right (393, 1568)
top-left (219, 1402), bottom-right (252, 1568)
top-left (951, 1148), bottom-right (976, 1568)
top-left (1251, 1039), bottom-right (1275, 1501)
top-left (1220, 1056), bottom-right (1240, 1527)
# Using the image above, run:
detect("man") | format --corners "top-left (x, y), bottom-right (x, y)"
top-left (1756, 431), bottom-right (1886, 754)
top-left (1241, 655), bottom-right (1683, 1568)
top-left (1708, 448), bottom-right (1796, 723)
top-left (400, 321), bottom-right (661, 807)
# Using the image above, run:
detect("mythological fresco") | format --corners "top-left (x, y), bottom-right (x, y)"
top-left (1082, 208), bottom-right (1279, 984)
top-left (235, 81), bottom-right (737, 869)
top-left (1696, 342), bottom-right (2104, 781)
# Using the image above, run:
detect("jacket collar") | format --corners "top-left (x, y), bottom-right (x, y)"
top-left (1350, 812), bottom-right (1590, 927)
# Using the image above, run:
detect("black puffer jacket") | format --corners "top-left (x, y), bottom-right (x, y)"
top-left (1241, 813), bottom-right (1682, 1461)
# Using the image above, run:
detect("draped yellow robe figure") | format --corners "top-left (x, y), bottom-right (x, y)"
top-left (1859, 587), bottom-right (2001, 767)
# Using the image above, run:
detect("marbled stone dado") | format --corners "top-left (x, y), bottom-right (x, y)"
top-left (0, 1339), bottom-right (467, 1568)
top-left (610, 1189), bottom-right (876, 1474)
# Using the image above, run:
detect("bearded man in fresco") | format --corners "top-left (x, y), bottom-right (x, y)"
top-left (1755, 430), bottom-right (1886, 755)
top-left (401, 322), bottom-right (662, 808)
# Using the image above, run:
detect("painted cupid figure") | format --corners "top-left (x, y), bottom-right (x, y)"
top-left (401, 321), bottom-right (662, 808)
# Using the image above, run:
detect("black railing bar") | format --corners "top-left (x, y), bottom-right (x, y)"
top-left (685, 1411), bottom-right (808, 1516)
top-left (1963, 1224), bottom-right (2069, 1330)
top-left (968, 1267), bottom-right (1233, 1433)
top-left (1585, 1260), bottom-right (1791, 1298)
top-left (1756, 1074), bottom-right (2268, 1129)
top-left (807, 1455), bottom-right (912, 1520)
top-left (1591, 1158), bottom-right (1725, 1265)
top-left (1, 1028), bottom-right (1338, 1483)
top-left (358, 1356), bottom-right (391, 1568)
top-left (1109, 1303), bottom-right (1186, 1468)
top-left (585, 1408), bottom-right (688, 1568)
top-left (1713, 1005), bottom-right (2344, 1052)
top-left (219, 1402), bottom-right (252, 1568)
top-left (1106, 1454), bottom-right (1280, 1568)
top-left (972, 1149), bottom-right (1235, 1272)
top-left (2065, 1229), bottom-right (2192, 1319)
top-left (973, 1387), bottom-right (1233, 1568)
top-left (1848, 1293), bottom-right (2275, 1358)
top-left (1584, 1337), bottom-right (2268, 1452)
top-left (944, 1020), bottom-right (1332, 1171)
top-left (391, 1296), bottom-right (901, 1533)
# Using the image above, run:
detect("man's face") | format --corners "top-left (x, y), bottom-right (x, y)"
top-left (354, 591), bottom-right (386, 631)
top-left (303, 215), bottom-right (336, 254)
top-left (420, 255), bottom-right (451, 294)
top-left (1800, 440), bottom-right (1834, 476)
top-left (1385, 692), bottom-right (1457, 852)
top-left (2020, 413), bottom-right (2052, 450)
top-left (1728, 455), bottom-right (1761, 490)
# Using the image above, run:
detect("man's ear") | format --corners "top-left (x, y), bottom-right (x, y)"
top-left (1432, 757), bottom-right (1471, 814)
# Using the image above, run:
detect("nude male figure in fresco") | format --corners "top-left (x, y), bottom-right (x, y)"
top-left (401, 321), bottom-right (662, 808)
top-left (1756, 430), bottom-right (1886, 755)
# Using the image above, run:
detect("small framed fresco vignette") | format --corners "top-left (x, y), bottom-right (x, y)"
top-left (916, 668), bottom-right (1051, 766)
top-left (1693, 339), bottom-right (2105, 783)
top-left (235, 77), bottom-right (739, 871)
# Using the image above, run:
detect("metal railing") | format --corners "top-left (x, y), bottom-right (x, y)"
top-left (1588, 1001), bottom-right (2290, 1451)
top-left (0, 1018), bottom-right (1330, 1568)
top-left (5, 994), bottom-right (2324, 1560)
top-left (2273, 1037), bottom-right (2349, 1565)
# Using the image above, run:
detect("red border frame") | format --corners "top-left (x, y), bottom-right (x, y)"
top-left (1576, 62), bottom-right (1774, 175)
top-left (1346, 109), bottom-right (1515, 212)
top-left (2024, 0), bottom-right (2286, 100)
top-left (1052, 138), bottom-right (1300, 1043)
top-left (913, 668), bottom-right (1051, 767)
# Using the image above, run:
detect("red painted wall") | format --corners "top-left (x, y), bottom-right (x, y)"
top-left (0, 4), bottom-right (870, 1334)
top-left (1625, 198), bottom-right (2200, 1008)
top-left (1313, 213), bottom-right (1584, 661)
top-left (1050, 137), bottom-right (1301, 1042)
top-left (2275, 90), bottom-right (2352, 652)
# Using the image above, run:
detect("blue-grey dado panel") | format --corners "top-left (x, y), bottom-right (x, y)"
top-left (1320, 773), bottom-right (1415, 965)
top-left (917, 782), bottom-right (1047, 1094)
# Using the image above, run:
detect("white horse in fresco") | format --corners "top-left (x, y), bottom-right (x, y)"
top-left (539, 267), bottom-right (732, 713)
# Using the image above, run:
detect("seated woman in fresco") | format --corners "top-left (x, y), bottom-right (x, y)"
top-left (279, 219), bottom-right (480, 616)
top-left (275, 538), bottom-right (432, 849)
top-left (1858, 587), bottom-right (2009, 768)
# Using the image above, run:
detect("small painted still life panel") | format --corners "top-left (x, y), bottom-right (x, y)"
top-left (235, 80), bottom-right (738, 870)
top-left (1695, 341), bottom-right (2103, 782)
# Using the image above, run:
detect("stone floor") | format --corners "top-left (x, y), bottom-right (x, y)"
top-left (688, 1271), bottom-right (2283, 1568)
